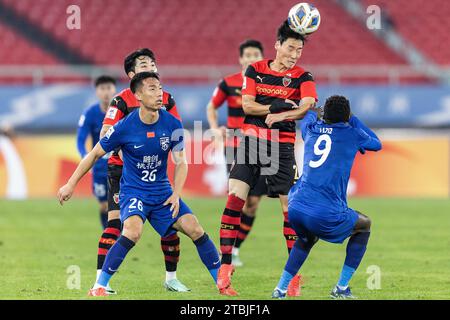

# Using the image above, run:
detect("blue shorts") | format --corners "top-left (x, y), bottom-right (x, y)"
top-left (120, 194), bottom-right (192, 237)
top-left (92, 172), bottom-right (108, 202)
top-left (288, 201), bottom-right (359, 244)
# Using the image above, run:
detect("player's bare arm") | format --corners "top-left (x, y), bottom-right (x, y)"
top-left (58, 143), bottom-right (107, 205)
top-left (164, 149), bottom-right (188, 218)
top-left (206, 100), bottom-right (226, 140)
top-left (242, 95), bottom-right (271, 116)
top-left (265, 97), bottom-right (317, 127)
top-left (100, 124), bottom-right (112, 139)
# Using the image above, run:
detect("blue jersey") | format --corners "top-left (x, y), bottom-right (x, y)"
top-left (290, 111), bottom-right (382, 212)
top-left (99, 109), bottom-right (184, 201)
top-left (77, 103), bottom-right (108, 173)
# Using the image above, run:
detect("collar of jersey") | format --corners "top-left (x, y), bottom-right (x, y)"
top-left (317, 120), bottom-right (350, 128)
top-left (137, 109), bottom-right (161, 126)
top-left (266, 59), bottom-right (295, 75)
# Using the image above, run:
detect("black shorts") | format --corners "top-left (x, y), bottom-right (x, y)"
top-left (229, 136), bottom-right (298, 198)
top-left (225, 146), bottom-right (267, 197)
top-left (107, 164), bottom-right (123, 212)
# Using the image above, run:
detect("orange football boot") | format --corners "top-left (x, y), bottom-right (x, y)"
top-left (88, 287), bottom-right (109, 297)
top-left (287, 274), bottom-right (303, 297)
top-left (217, 264), bottom-right (239, 296)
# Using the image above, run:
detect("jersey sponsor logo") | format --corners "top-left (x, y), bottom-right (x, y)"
top-left (106, 107), bottom-right (118, 120)
top-left (256, 75), bottom-right (265, 83)
top-left (160, 136), bottom-right (170, 151)
top-left (282, 74), bottom-right (292, 87)
top-left (105, 126), bottom-right (115, 139)
top-left (256, 86), bottom-right (289, 96)
top-left (137, 155), bottom-right (161, 170)
top-left (134, 144), bottom-right (144, 149)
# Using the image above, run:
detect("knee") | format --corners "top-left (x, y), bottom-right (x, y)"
top-left (189, 224), bottom-right (205, 241)
top-left (363, 216), bottom-right (372, 231)
top-left (100, 202), bottom-right (108, 212)
top-left (228, 179), bottom-right (249, 200)
top-left (122, 222), bottom-right (143, 243)
top-left (358, 215), bottom-right (372, 232)
top-left (108, 210), bottom-right (120, 220)
top-left (180, 216), bottom-right (205, 240)
top-left (243, 199), bottom-right (259, 216)
top-left (296, 235), bottom-right (318, 252)
top-left (123, 229), bottom-right (141, 243)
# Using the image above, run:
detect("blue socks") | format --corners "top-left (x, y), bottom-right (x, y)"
top-left (337, 265), bottom-right (356, 288)
top-left (338, 231), bottom-right (370, 288)
top-left (276, 240), bottom-right (310, 291)
top-left (193, 233), bottom-right (221, 283)
top-left (98, 235), bottom-right (135, 287)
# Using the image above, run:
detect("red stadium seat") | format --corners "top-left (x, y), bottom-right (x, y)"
top-left (1, 0), bottom-right (408, 66)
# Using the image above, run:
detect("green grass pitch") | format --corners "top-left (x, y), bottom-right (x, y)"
top-left (0, 197), bottom-right (449, 300)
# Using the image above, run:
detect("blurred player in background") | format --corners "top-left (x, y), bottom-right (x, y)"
top-left (58, 72), bottom-right (221, 297)
top-left (270, 96), bottom-right (382, 299)
top-left (96, 49), bottom-right (187, 294)
top-left (217, 20), bottom-right (317, 296)
top-left (206, 39), bottom-right (265, 267)
top-left (76, 75), bottom-right (116, 229)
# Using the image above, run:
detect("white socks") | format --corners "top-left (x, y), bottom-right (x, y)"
top-left (166, 271), bottom-right (177, 282)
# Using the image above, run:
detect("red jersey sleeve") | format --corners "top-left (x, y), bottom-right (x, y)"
top-left (211, 79), bottom-right (228, 108)
top-left (299, 72), bottom-right (318, 100)
top-left (103, 96), bottom-right (127, 126)
top-left (241, 65), bottom-right (257, 97)
top-left (165, 92), bottom-right (182, 120)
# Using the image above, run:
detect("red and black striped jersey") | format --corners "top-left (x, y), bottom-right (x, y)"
top-left (211, 72), bottom-right (245, 130)
top-left (103, 88), bottom-right (181, 166)
top-left (242, 59), bottom-right (317, 144)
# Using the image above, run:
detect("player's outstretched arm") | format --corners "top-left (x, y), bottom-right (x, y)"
top-left (164, 150), bottom-right (188, 218)
top-left (57, 143), bottom-right (107, 205)
top-left (265, 97), bottom-right (317, 127)
top-left (350, 115), bottom-right (382, 152)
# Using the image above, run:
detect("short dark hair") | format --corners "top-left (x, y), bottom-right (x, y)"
top-left (323, 95), bottom-right (351, 123)
top-left (124, 48), bottom-right (156, 75)
top-left (239, 39), bottom-right (264, 57)
top-left (94, 75), bottom-right (116, 87)
top-left (130, 71), bottom-right (160, 94)
top-left (277, 20), bottom-right (306, 45)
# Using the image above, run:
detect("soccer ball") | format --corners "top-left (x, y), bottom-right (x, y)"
top-left (287, 2), bottom-right (321, 35)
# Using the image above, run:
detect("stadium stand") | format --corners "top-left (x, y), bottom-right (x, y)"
top-left (361, 0), bottom-right (450, 65)
top-left (0, 0), bottom-right (406, 66)
top-left (0, 22), bottom-right (60, 65)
